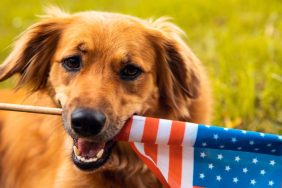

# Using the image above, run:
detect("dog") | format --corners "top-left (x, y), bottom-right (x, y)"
top-left (0, 7), bottom-right (212, 188)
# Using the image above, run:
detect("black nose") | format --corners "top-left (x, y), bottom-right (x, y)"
top-left (71, 108), bottom-right (106, 137)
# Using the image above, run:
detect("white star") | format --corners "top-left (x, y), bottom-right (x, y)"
top-left (220, 145), bottom-right (225, 148)
top-left (250, 179), bottom-right (256, 185)
top-left (225, 166), bottom-right (231, 171)
top-left (202, 142), bottom-right (207, 147)
top-left (213, 134), bottom-right (219, 140)
top-left (224, 128), bottom-right (229, 131)
top-left (252, 158), bottom-right (258, 164)
top-left (199, 173), bottom-right (205, 179)
top-left (235, 156), bottom-right (240, 162)
top-left (271, 149), bottom-right (276, 153)
top-left (278, 136), bottom-right (282, 140)
top-left (233, 177), bottom-right (239, 183)
top-left (249, 141), bottom-right (255, 145)
top-left (205, 125), bottom-right (211, 128)
top-left (241, 130), bottom-right (247, 134)
top-left (260, 133), bottom-right (265, 137)
top-left (200, 152), bottom-right (206, 158)
top-left (217, 154), bottom-right (223, 160)
top-left (268, 180), bottom-right (274, 186)
top-left (254, 148), bottom-right (259, 151)
top-left (208, 163), bottom-right (214, 170)
top-left (260, 169), bottom-right (266, 175)
top-left (243, 168), bottom-right (248, 173)
top-left (270, 160), bottom-right (276, 166)
top-left (216, 175), bottom-right (221, 181)
top-left (237, 147), bottom-right (242, 150)
top-left (231, 137), bottom-right (237, 143)
top-left (267, 143), bottom-right (272, 147)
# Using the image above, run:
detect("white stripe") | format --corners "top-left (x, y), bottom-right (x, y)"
top-left (181, 147), bottom-right (194, 188)
top-left (129, 116), bottom-right (146, 142)
top-left (156, 145), bottom-right (170, 181)
top-left (183, 122), bottom-right (198, 146)
top-left (156, 119), bottom-right (172, 144)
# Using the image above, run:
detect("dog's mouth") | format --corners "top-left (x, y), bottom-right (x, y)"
top-left (72, 138), bottom-right (114, 171)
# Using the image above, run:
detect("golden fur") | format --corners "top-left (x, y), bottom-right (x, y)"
top-left (0, 8), bottom-right (211, 188)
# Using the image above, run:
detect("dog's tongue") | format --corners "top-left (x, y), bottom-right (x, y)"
top-left (77, 139), bottom-right (105, 158)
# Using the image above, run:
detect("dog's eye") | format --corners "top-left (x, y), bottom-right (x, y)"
top-left (62, 56), bottom-right (82, 72)
top-left (119, 64), bottom-right (143, 80)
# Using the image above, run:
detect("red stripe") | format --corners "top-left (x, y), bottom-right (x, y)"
top-left (142, 117), bottom-right (159, 143)
top-left (114, 117), bottom-right (133, 141)
top-left (130, 143), bottom-right (169, 188)
top-left (168, 120), bottom-right (185, 145)
top-left (144, 144), bottom-right (158, 164)
top-left (168, 146), bottom-right (183, 188)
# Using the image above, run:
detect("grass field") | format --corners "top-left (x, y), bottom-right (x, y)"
top-left (0, 0), bottom-right (281, 133)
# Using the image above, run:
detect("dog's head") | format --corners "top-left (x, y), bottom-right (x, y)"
top-left (0, 8), bottom-right (201, 171)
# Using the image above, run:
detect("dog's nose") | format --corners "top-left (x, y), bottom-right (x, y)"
top-left (71, 108), bottom-right (106, 137)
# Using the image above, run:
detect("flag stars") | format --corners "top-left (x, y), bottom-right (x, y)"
top-left (235, 156), bottom-right (240, 162)
top-left (269, 160), bottom-right (276, 166)
top-left (208, 163), bottom-right (214, 170)
top-left (213, 134), bottom-right (219, 140)
top-left (237, 147), bottom-right (242, 150)
top-left (243, 168), bottom-right (248, 173)
top-left (217, 154), bottom-right (223, 160)
top-left (260, 169), bottom-right (266, 175)
top-left (200, 152), bottom-right (206, 158)
top-left (220, 145), bottom-right (225, 148)
top-left (199, 173), bottom-right (205, 179)
top-left (225, 166), bottom-right (231, 171)
top-left (202, 142), bottom-right (207, 147)
top-left (271, 149), bottom-right (276, 153)
top-left (224, 128), bottom-right (229, 131)
top-left (250, 179), bottom-right (256, 185)
top-left (216, 175), bottom-right (222, 181)
top-left (267, 143), bottom-right (272, 147)
top-left (249, 141), bottom-right (255, 145)
top-left (241, 130), bottom-right (247, 134)
top-left (233, 177), bottom-right (239, 183)
top-left (260, 133), bottom-right (265, 137)
top-left (231, 137), bottom-right (237, 143)
top-left (252, 158), bottom-right (258, 164)
top-left (268, 180), bottom-right (274, 186)
top-left (278, 136), bottom-right (282, 140)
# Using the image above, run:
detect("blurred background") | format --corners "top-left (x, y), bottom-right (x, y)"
top-left (0, 0), bottom-right (281, 133)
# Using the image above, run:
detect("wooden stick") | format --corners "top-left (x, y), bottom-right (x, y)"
top-left (0, 103), bottom-right (62, 115)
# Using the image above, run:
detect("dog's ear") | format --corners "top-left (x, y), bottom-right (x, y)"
top-left (147, 18), bottom-right (201, 116)
top-left (0, 17), bottom-right (66, 91)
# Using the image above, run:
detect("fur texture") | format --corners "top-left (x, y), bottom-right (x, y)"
top-left (0, 8), bottom-right (211, 188)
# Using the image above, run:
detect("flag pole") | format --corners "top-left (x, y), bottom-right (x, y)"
top-left (0, 103), bottom-right (62, 115)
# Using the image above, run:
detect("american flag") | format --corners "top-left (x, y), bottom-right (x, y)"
top-left (116, 116), bottom-right (282, 188)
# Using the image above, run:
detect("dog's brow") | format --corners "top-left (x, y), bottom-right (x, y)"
top-left (77, 43), bottom-right (88, 53)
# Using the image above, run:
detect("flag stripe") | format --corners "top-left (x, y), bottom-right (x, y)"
top-left (168, 146), bottom-right (183, 188)
top-left (168, 120), bottom-right (186, 145)
top-left (181, 147), bottom-right (194, 188)
top-left (144, 144), bottom-right (158, 164)
top-left (183, 122), bottom-right (198, 146)
top-left (130, 142), bottom-right (170, 188)
top-left (157, 145), bottom-right (170, 181)
top-left (129, 116), bottom-right (145, 142)
top-left (156, 119), bottom-right (172, 144)
top-left (142, 117), bottom-right (159, 143)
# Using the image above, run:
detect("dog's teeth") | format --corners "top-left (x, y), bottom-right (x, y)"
top-left (73, 146), bottom-right (80, 156)
top-left (97, 149), bottom-right (104, 159)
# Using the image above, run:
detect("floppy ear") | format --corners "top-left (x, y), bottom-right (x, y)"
top-left (0, 18), bottom-right (66, 91)
top-left (147, 18), bottom-right (201, 116)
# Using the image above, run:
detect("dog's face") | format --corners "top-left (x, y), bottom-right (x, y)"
top-left (0, 9), bottom-right (200, 171)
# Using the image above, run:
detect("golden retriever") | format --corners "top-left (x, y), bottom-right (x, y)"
top-left (0, 7), bottom-right (211, 188)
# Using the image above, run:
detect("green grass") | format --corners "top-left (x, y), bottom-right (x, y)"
top-left (0, 0), bottom-right (281, 133)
